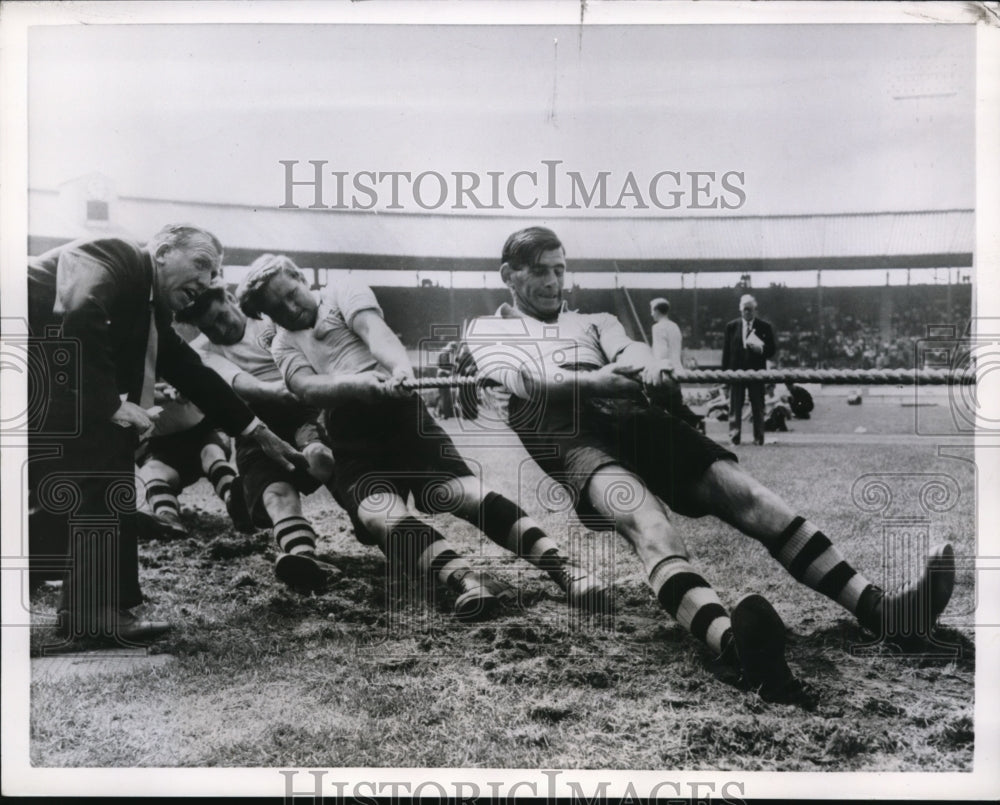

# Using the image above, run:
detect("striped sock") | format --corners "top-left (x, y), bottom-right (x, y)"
top-left (769, 516), bottom-right (874, 614)
top-left (648, 556), bottom-right (732, 655)
top-left (475, 492), bottom-right (567, 583)
top-left (146, 482), bottom-right (180, 521)
top-left (272, 515), bottom-right (317, 556)
top-left (387, 516), bottom-right (469, 585)
top-left (207, 459), bottom-right (236, 503)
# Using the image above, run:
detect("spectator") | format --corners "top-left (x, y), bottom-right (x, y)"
top-left (649, 297), bottom-right (683, 368)
top-left (722, 294), bottom-right (775, 446)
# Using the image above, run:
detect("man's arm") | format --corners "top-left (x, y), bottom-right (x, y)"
top-left (232, 374), bottom-right (300, 405)
top-left (53, 244), bottom-right (159, 436)
top-left (464, 334), bottom-right (639, 403)
top-left (270, 317), bottom-right (402, 406)
top-left (284, 364), bottom-right (392, 407)
top-left (158, 327), bottom-right (304, 471)
top-left (616, 340), bottom-right (655, 368)
top-left (54, 249), bottom-right (134, 424)
top-left (197, 348), bottom-right (300, 406)
top-left (519, 363), bottom-right (646, 402)
top-left (159, 328), bottom-right (256, 435)
top-left (609, 339), bottom-right (681, 391)
top-left (350, 309), bottom-right (414, 381)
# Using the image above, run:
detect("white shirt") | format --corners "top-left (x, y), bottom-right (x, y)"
top-left (272, 280), bottom-right (382, 382)
top-left (467, 302), bottom-right (634, 432)
top-left (193, 316), bottom-right (284, 386)
top-left (651, 317), bottom-right (683, 366)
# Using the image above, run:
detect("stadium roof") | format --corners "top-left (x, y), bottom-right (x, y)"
top-left (29, 188), bottom-right (973, 273)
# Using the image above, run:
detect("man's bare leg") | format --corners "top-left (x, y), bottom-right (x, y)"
top-left (430, 475), bottom-right (606, 610)
top-left (586, 464), bottom-right (812, 704)
top-left (138, 459), bottom-right (188, 538)
top-left (356, 491), bottom-right (501, 622)
top-left (262, 481), bottom-right (329, 592)
top-left (689, 459), bottom-right (955, 643)
top-left (587, 466), bottom-right (733, 655)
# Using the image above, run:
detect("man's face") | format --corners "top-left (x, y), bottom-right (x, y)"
top-left (258, 271), bottom-right (319, 331)
top-left (741, 303), bottom-right (756, 322)
top-left (504, 248), bottom-right (566, 320)
top-left (196, 294), bottom-right (247, 346)
top-left (155, 237), bottom-right (220, 312)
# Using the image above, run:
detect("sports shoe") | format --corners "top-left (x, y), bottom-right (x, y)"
top-left (478, 573), bottom-right (520, 608)
top-left (136, 510), bottom-right (188, 539)
top-left (857, 543), bottom-right (956, 646)
top-left (730, 594), bottom-right (817, 709)
top-left (446, 568), bottom-right (501, 623)
top-left (274, 552), bottom-right (332, 593)
top-left (550, 558), bottom-right (612, 614)
top-left (225, 478), bottom-right (255, 534)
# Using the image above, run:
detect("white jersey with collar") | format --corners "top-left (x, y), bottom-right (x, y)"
top-left (466, 301), bottom-right (633, 399)
top-left (271, 279), bottom-right (382, 384)
top-left (192, 315), bottom-right (283, 386)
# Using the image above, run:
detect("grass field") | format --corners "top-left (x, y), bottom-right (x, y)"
top-left (29, 395), bottom-right (976, 771)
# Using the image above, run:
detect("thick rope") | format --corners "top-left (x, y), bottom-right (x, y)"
top-left (404, 367), bottom-right (974, 389)
top-left (669, 368), bottom-right (972, 385)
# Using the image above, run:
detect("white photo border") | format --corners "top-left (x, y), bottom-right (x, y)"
top-left (2, 1), bottom-right (998, 799)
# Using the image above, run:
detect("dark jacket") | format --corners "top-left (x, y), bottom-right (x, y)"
top-left (722, 316), bottom-right (776, 372)
top-left (28, 236), bottom-right (255, 435)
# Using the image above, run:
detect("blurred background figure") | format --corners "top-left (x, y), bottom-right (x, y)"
top-left (785, 382), bottom-right (815, 419)
top-left (436, 341), bottom-right (457, 419)
top-left (650, 297), bottom-right (683, 368)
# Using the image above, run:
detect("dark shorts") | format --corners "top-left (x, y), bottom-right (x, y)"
top-left (136, 419), bottom-right (230, 489)
top-left (252, 399), bottom-right (323, 448)
top-left (235, 436), bottom-right (322, 528)
top-left (321, 394), bottom-right (473, 527)
top-left (517, 398), bottom-right (736, 520)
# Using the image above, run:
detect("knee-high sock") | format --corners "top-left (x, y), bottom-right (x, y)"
top-left (145, 481), bottom-right (180, 521)
top-left (272, 515), bottom-right (317, 556)
top-left (472, 492), bottom-right (569, 582)
top-left (769, 516), bottom-right (874, 614)
top-left (386, 516), bottom-right (474, 587)
top-left (206, 458), bottom-right (236, 503)
top-left (648, 555), bottom-right (732, 655)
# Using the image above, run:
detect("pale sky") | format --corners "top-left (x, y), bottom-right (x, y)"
top-left (28, 23), bottom-right (974, 217)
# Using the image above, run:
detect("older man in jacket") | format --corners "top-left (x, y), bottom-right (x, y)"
top-left (722, 294), bottom-right (775, 445)
top-left (28, 224), bottom-right (303, 645)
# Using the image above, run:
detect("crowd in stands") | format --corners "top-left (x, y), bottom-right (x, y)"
top-left (686, 289), bottom-right (964, 370)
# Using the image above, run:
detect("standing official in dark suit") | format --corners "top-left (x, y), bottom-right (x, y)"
top-left (722, 294), bottom-right (775, 446)
top-left (28, 224), bottom-right (304, 645)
